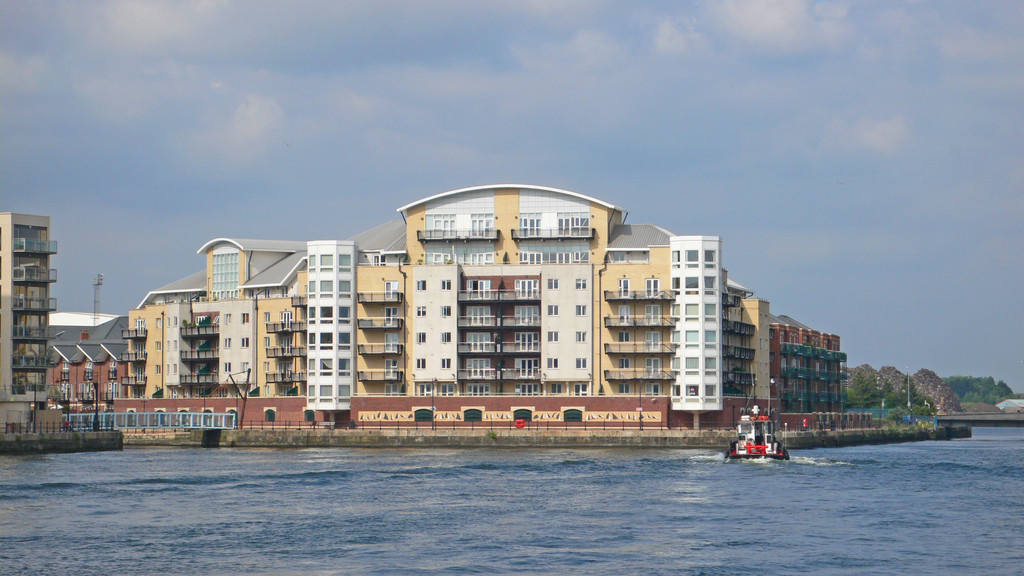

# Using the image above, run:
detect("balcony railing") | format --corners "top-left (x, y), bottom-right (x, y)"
top-left (357, 343), bottom-right (404, 355)
top-left (602, 290), bottom-right (674, 301)
top-left (357, 318), bottom-right (404, 330)
top-left (13, 238), bottom-right (58, 254)
top-left (603, 370), bottom-right (677, 380)
top-left (12, 268), bottom-right (57, 283)
top-left (179, 373), bottom-right (219, 385)
top-left (357, 292), bottom-right (404, 303)
top-left (291, 295), bottom-right (307, 307)
top-left (267, 346), bottom-right (307, 358)
top-left (266, 321), bottom-right (307, 333)
top-left (121, 350), bottom-right (148, 362)
top-left (458, 369), bottom-right (496, 381)
top-left (417, 228), bottom-right (499, 241)
top-left (13, 326), bottom-right (48, 339)
top-left (12, 297), bottom-right (57, 311)
top-left (120, 375), bottom-right (147, 387)
top-left (722, 293), bottom-right (741, 307)
top-left (603, 342), bottom-right (678, 354)
top-left (457, 290), bottom-right (540, 302)
top-left (122, 328), bottom-right (148, 340)
top-left (456, 342), bottom-right (541, 354)
top-left (266, 371), bottom-right (307, 383)
top-left (358, 370), bottom-right (403, 382)
top-left (180, 349), bottom-right (218, 361)
top-left (12, 355), bottom-right (50, 369)
top-left (603, 315), bottom-right (676, 327)
top-left (511, 227), bottom-right (594, 240)
top-left (722, 345), bottom-right (755, 360)
top-left (723, 371), bottom-right (754, 385)
top-left (722, 319), bottom-right (755, 335)
top-left (500, 368), bottom-right (540, 380)
top-left (180, 324), bottom-right (219, 337)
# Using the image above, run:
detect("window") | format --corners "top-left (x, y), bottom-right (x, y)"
top-left (441, 358), bottom-right (451, 369)
top-left (705, 330), bottom-right (716, 343)
top-left (264, 409), bottom-right (276, 422)
top-left (441, 332), bottom-right (452, 343)
top-left (464, 409), bottom-right (483, 422)
top-left (264, 312), bottom-right (270, 323)
top-left (241, 337), bottom-right (250, 348)
top-left (339, 254), bottom-right (351, 270)
top-left (320, 280), bottom-right (333, 292)
top-left (550, 382), bottom-right (563, 394)
top-left (618, 358), bottom-right (631, 369)
top-left (547, 358), bottom-right (558, 369)
top-left (222, 338), bottom-right (230, 348)
top-left (686, 303), bottom-right (699, 317)
top-left (705, 303), bottom-right (716, 316)
top-left (618, 383), bottom-right (631, 394)
top-left (242, 313), bottom-right (250, 324)
top-left (547, 305), bottom-right (559, 316)
top-left (705, 249), bottom-right (716, 264)
top-left (576, 358), bottom-right (587, 369)
top-left (416, 306), bottom-right (427, 317)
top-left (618, 331), bottom-right (630, 342)
top-left (564, 409), bottom-right (583, 422)
top-left (441, 280), bottom-right (452, 291)
top-left (547, 278), bottom-right (558, 290)
top-left (685, 331), bottom-right (698, 343)
top-left (686, 250), bottom-right (698, 263)
top-left (339, 280), bottom-right (351, 293)
top-left (441, 305), bottom-right (452, 317)
top-left (547, 331), bottom-right (558, 342)
top-left (416, 358), bottom-right (426, 369)
top-left (618, 278), bottom-right (630, 296)
top-left (575, 331), bottom-right (587, 343)
top-left (645, 383), bottom-right (661, 395)
top-left (572, 383), bottom-right (588, 396)
top-left (672, 251), bottom-right (680, 263)
top-left (575, 305), bottom-right (587, 316)
top-left (155, 341), bottom-right (161, 351)
top-left (320, 332), bottom-right (333, 345)
top-left (416, 280), bottom-right (426, 291)
top-left (416, 332), bottom-right (426, 344)
top-left (320, 306), bottom-right (333, 320)
top-left (576, 278), bottom-right (587, 289)
top-left (320, 254), bottom-right (333, 267)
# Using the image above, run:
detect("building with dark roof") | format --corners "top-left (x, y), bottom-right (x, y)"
top-left (769, 314), bottom-right (847, 413)
top-left (47, 313), bottom-right (128, 414)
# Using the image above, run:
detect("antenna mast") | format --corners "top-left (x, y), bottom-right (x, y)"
top-left (92, 273), bottom-right (104, 324)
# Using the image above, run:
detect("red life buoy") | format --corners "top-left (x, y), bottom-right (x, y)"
top-left (515, 418), bottom-right (525, 429)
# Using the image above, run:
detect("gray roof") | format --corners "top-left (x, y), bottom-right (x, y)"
top-left (606, 224), bottom-right (674, 250)
top-left (152, 269), bottom-right (207, 294)
top-left (243, 251), bottom-right (307, 288)
top-left (196, 238), bottom-right (308, 254)
top-left (769, 314), bottom-right (811, 330)
top-left (349, 220), bottom-right (407, 252)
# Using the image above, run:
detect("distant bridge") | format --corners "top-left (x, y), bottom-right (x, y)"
top-left (937, 412), bottom-right (1024, 428)
top-left (66, 411), bottom-right (236, 431)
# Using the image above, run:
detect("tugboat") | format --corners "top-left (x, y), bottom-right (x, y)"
top-left (726, 405), bottom-right (790, 461)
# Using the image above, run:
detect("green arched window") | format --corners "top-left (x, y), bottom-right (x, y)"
top-left (414, 409), bottom-right (434, 422)
top-left (464, 409), bottom-right (483, 422)
top-left (304, 410), bottom-right (316, 422)
top-left (563, 409), bottom-right (583, 422)
top-left (264, 409), bottom-right (276, 422)
top-left (513, 409), bottom-right (532, 422)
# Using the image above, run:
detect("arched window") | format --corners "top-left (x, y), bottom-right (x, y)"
top-left (464, 409), bottom-right (483, 422)
top-left (563, 409), bottom-right (583, 422)
top-left (304, 410), bottom-right (315, 422)
top-left (264, 409), bottom-right (276, 422)
top-left (513, 409), bottom-right (532, 422)
top-left (414, 409), bottom-right (434, 422)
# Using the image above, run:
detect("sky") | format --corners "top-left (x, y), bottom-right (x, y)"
top-left (3, 1), bottom-right (1022, 391)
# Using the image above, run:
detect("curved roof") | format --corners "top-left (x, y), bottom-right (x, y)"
top-left (196, 238), bottom-right (308, 254)
top-left (396, 184), bottom-right (626, 215)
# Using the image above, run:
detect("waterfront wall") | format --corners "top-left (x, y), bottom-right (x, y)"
top-left (123, 425), bottom-right (970, 450)
top-left (0, 431), bottom-right (123, 455)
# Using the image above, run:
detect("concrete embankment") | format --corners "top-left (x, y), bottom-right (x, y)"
top-left (0, 431), bottom-right (123, 455)
top-left (122, 425), bottom-right (970, 450)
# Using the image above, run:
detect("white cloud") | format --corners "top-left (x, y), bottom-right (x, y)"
top-left (185, 94), bottom-right (285, 168)
top-left (83, 0), bottom-right (227, 53)
top-left (653, 18), bottom-right (704, 56)
top-left (708, 0), bottom-right (850, 54)
top-left (822, 115), bottom-right (911, 156)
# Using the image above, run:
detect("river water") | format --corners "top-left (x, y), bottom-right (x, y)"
top-left (2, 428), bottom-right (1023, 576)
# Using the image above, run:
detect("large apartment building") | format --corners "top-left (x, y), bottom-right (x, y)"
top-left (1, 212), bottom-right (57, 430)
top-left (769, 314), bottom-right (848, 413)
top-left (117, 185), bottom-right (790, 428)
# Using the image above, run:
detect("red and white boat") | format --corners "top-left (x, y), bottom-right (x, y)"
top-left (726, 406), bottom-right (790, 460)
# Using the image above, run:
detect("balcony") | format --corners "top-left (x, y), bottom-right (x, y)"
top-left (357, 317), bottom-right (404, 330)
top-left (604, 370), bottom-right (677, 381)
top-left (12, 297), bottom-right (57, 312)
top-left (180, 324), bottom-right (219, 338)
top-left (457, 342), bottom-right (541, 355)
top-left (723, 371), bottom-right (754, 385)
top-left (12, 355), bottom-right (50, 369)
top-left (603, 342), bottom-right (678, 354)
top-left (266, 346), bottom-right (307, 358)
top-left (458, 369), bottom-right (497, 381)
top-left (511, 227), bottom-right (594, 240)
top-left (417, 228), bottom-right (499, 242)
top-left (179, 373), bottom-right (219, 385)
top-left (122, 328), bottom-right (148, 340)
top-left (12, 268), bottom-right (57, 283)
top-left (722, 345), bottom-right (755, 360)
top-left (267, 371), bottom-right (307, 384)
top-left (722, 293), bottom-right (741, 307)
top-left (180, 349), bottom-right (218, 361)
top-left (457, 289), bottom-right (540, 302)
top-left (120, 375), bottom-right (147, 387)
top-left (603, 290), bottom-right (674, 302)
top-left (357, 292), bottom-right (404, 303)
top-left (500, 368), bottom-right (540, 380)
top-left (266, 321), bottom-right (307, 333)
top-left (121, 350), bottom-right (148, 362)
top-left (357, 343), bottom-right (404, 355)
top-left (603, 315), bottom-right (676, 328)
top-left (358, 370), bottom-right (403, 382)
top-left (12, 326), bottom-right (48, 340)
top-left (722, 319), bottom-right (755, 335)
top-left (291, 295), bottom-right (307, 307)
top-left (13, 238), bottom-right (58, 254)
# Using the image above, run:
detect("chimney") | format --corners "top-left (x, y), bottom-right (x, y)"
top-left (80, 329), bottom-right (90, 341)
